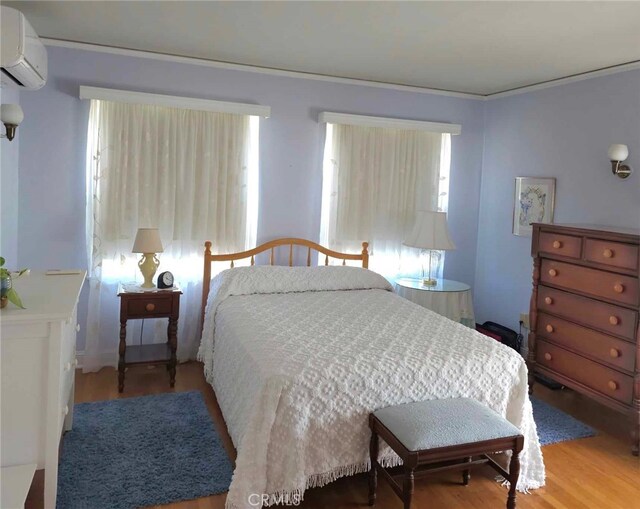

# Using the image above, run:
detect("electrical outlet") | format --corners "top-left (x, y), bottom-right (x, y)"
top-left (520, 313), bottom-right (530, 329)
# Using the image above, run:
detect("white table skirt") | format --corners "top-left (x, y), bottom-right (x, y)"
top-left (394, 283), bottom-right (475, 327)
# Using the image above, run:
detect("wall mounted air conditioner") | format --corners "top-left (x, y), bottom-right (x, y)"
top-left (1, 6), bottom-right (48, 90)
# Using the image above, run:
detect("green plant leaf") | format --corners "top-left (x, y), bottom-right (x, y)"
top-left (0, 257), bottom-right (5, 267)
top-left (6, 288), bottom-right (25, 309)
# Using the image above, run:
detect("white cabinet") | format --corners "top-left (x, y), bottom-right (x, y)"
top-left (1, 271), bottom-right (85, 509)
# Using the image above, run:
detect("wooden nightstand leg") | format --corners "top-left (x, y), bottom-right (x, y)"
top-left (168, 317), bottom-right (178, 387)
top-left (118, 319), bottom-right (126, 392)
top-left (166, 320), bottom-right (171, 372)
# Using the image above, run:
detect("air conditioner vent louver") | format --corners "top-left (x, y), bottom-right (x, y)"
top-left (1, 7), bottom-right (48, 90)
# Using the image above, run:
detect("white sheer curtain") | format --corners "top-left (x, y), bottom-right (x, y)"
top-left (84, 100), bottom-right (258, 372)
top-left (319, 123), bottom-right (449, 279)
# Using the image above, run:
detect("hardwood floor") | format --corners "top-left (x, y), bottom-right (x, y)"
top-left (28, 362), bottom-right (639, 509)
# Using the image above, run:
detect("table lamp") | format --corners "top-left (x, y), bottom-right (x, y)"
top-left (403, 211), bottom-right (456, 286)
top-left (132, 228), bottom-right (164, 288)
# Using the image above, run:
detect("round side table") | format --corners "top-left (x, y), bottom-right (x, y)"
top-left (395, 277), bottom-right (475, 328)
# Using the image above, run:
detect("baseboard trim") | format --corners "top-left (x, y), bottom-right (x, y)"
top-left (75, 350), bottom-right (84, 370)
top-left (74, 350), bottom-right (117, 372)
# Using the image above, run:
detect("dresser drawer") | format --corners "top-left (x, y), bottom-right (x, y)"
top-left (537, 313), bottom-right (635, 372)
top-left (60, 308), bottom-right (78, 371)
top-left (540, 259), bottom-right (639, 307)
top-left (59, 309), bottom-right (78, 412)
top-left (59, 402), bottom-right (71, 432)
top-left (59, 357), bottom-right (75, 409)
top-left (536, 340), bottom-right (633, 404)
top-left (538, 232), bottom-right (582, 259)
top-left (127, 297), bottom-right (173, 317)
top-left (584, 238), bottom-right (639, 271)
top-left (538, 286), bottom-right (637, 340)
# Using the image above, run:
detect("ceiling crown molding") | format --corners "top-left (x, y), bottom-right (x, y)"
top-left (44, 38), bottom-right (639, 101)
top-left (486, 61), bottom-right (640, 99)
top-left (42, 38), bottom-right (483, 100)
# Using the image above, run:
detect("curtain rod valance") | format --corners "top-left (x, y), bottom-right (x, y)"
top-left (319, 112), bottom-right (461, 135)
top-left (79, 86), bottom-right (271, 118)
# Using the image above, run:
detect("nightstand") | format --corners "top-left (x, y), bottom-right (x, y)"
top-left (395, 277), bottom-right (475, 327)
top-left (117, 283), bottom-right (182, 392)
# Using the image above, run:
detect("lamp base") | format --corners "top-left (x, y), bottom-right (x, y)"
top-left (420, 249), bottom-right (438, 287)
top-left (138, 253), bottom-right (160, 288)
top-left (4, 124), bottom-right (17, 141)
top-left (611, 161), bottom-right (632, 179)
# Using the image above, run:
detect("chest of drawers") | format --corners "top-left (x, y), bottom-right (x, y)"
top-left (528, 224), bottom-right (639, 455)
top-left (1, 271), bottom-right (86, 508)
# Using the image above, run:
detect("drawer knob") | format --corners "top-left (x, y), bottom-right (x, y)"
top-left (545, 324), bottom-right (554, 333)
top-left (544, 353), bottom-right (552, 361)
top-left (145, 303), bottom-right (156, 312)
top-left (76, 323), bottom-right (81, 332)
top-left (608, 381), bottom-right (618, 391)
top-left (74, 358), bottom-right (79, 367)
top-left (603, 248), bottom-right (614, 258)
top-left (548, 269), bottom-right (557, 277)
top-left (544, 296), bottom-right (553, 305)
top-left (609, 348), bottom-right (620, 358)
top-left (552, 240), bottom-right (562, 249)
top-left (64, 362), bottom-right (72, 372)
top-left (609, 315), bottom-right (619, 326)
top-left (63, 405), bottom-right (69, 416)
top-left (613, 283), bottom-right (624, 294)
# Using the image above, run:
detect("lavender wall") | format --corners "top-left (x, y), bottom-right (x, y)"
top-left (17, 46), bottom-right (486, 351)
top-left (474, 69), bottom-right (640, 331)
top-left (13, 46), bottom-right (640, 353)
top-left (0, 85), bottom-right (20, 265)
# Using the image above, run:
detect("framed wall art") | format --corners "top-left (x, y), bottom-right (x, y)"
top-left (513, 177), bottom-right (556, 236)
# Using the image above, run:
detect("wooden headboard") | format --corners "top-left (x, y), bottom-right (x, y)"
top-left (201, 237), bottom-right (369, 324)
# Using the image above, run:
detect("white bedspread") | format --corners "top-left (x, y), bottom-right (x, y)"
top-left (198, 266), bottom-right (545, 508)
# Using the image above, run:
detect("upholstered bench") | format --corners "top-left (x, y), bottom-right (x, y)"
top-left (369, 398), bottom-right (524, 509)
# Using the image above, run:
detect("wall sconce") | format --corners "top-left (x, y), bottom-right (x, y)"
top-left (0, 104), bottom-right (24, 141)
top-left (608, 144), bottom-right (632, 179)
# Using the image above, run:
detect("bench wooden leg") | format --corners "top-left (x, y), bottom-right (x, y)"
top-left (462, 456), bottom-right (471, 486)
top-left (507, 449), bottom-right (521, 509)
top-left (403, 466), bottom-right (415, 509)
top-left (368, 430), bottom-right (378, 506)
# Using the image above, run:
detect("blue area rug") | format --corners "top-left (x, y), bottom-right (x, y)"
top-left (57, 391), bottom-right (234, 509)
top-left (531, 396), bottom-right (596, 446)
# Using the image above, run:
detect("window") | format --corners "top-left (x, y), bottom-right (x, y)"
top-left (83, 95), bottom-right (261, 370)
top-left (319, 116), bottom-right (454, 279)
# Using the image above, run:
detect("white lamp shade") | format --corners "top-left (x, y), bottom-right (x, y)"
top-left (608, 144), bottom-right (629, 162)
top-left (0, 104), bottom-right (24, 125)
top-left (403, 211), bottom-right (456, 250)
top-left (132, 228), bottom-right (164, 253)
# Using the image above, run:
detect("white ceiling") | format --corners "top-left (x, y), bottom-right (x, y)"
top-left (5, 1), bottom-right (640, 95)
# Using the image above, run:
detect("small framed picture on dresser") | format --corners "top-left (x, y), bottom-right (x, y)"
top-left (513, 177), bottom-right (556, 236)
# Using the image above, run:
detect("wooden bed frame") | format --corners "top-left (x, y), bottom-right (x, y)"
top-left (201, 237), bottom-right (369, 324)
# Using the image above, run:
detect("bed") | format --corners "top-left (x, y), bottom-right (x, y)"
top-left (198, 238), bottom-right (545, 509)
